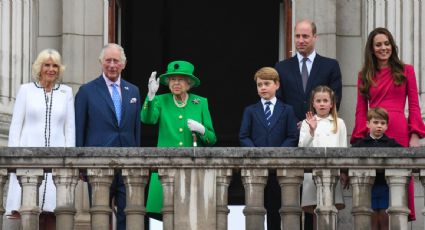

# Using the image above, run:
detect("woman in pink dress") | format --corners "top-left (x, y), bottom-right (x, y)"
top-left (351, 27), bottom-right (425, 222)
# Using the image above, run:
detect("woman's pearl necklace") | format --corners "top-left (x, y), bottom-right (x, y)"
top-left (173, 94), bottom-right (188, 108)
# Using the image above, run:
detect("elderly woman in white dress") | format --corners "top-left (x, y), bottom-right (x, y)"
top-left (7, 49), bottom-right (75, 218)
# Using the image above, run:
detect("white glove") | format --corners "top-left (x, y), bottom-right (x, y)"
top-left (147, 71), bottom-right (159, 101)
top-left (187, 119), bottom-right (205, 135)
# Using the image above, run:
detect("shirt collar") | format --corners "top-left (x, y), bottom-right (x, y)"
top-left (315, 114), bottom-right (333, 121)
top-left (261, 97), bottom-right (277, 105)
top-left (102, 73), bottom-right (121, 87)
top-left (297, 50), bottom-right (316, 63)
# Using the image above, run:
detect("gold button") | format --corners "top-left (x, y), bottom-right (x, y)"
top-left (179, 128), bottom-right (183, 132)
top-left (179, 115), bottom-right (183, 119)
top-left (179, 142), bottom-right (183, 146)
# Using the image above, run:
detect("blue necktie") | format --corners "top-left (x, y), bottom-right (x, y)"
top-left (111, 83), bottom-right (122, 125)
top-left (264, 101), bottom-right (272, 126)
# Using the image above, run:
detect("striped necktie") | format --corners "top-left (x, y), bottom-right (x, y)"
top-left (264, 101), bottom-right (272, 126)
top-left (111, 83), bottom-right (122, 125)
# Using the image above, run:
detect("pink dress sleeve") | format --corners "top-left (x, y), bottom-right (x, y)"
top-left (405, 65), bottom-right (425, 138)
top-left (350, 74), bottom-right (369, 144)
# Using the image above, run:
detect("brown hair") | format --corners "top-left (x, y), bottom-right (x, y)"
top-left (295, 19), bottom-right (317, 35)
top-left (367, 107), bottom-right (389, 123)
top-left (309, 85), bottom-right (338, 133)
top-left (254, 67), bottom-right (279, 83)
top-left (359, 27), bottom-right (405, 98)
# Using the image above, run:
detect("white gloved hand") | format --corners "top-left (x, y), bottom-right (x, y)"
top-left (147, 71), bottom-right (159, 101)
top-left (187, 119), bottom-right (205, 135)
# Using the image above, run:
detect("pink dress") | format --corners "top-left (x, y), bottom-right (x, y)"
top-left (351, 64), bottom-right (425, 221)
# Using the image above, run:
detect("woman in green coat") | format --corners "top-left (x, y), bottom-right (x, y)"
top-left (141, 60), bottom-right (217, 213)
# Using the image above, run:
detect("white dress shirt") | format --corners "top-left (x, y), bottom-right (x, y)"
top-left (261, 97), bottom-right (277, 115)
top-left (297, 50), bottom-right (317, 76)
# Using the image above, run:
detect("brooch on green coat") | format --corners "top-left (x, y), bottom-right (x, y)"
top-left (192, 98), bottom-right (200, 104)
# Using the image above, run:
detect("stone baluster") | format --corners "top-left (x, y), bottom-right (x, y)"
top-left (313, 169), bottom-right (339, 230)
top-left (349, 169), bottom-right (375, 230)
top-left (386, 169), bottom-right (410, 230)
top-left (216, 169), bottom-right (232, 230)
top-left (17, 168), bottom-right (44, 230)
top-left (277, 169), bottom-right (303, 230)
top-left (88, 168), bottom-right (114, 230)
top-left (242, 169), bottom-right (267, 230)
top-left (158, 169), bottom-right (177, 230)
top-left (52, 169), bottom-right (79, 230)
top-left (0, 169), bottom-right (8, 230)
top-left (122, 168), bottom-right (149, 230)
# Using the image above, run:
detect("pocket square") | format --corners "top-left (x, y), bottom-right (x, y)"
top-left (130, 98), bottom-right (137, 103)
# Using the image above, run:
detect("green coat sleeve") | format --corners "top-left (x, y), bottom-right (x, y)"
top-left (140, 96), bottom-right (160, 124)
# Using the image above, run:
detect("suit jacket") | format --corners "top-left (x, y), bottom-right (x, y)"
top-left (75, 75), bottom-right (141, 147)
top-left (274, 54), bottom-right (342, 121)
top-left (239, 99), bottom-right (298, 147)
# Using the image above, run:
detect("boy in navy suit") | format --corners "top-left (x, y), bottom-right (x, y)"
top-left (239, 67), bottom-right (298, 147)
top-left (239, 67), bottom-right (298, 230)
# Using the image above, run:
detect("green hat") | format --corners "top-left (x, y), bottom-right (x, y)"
top-left (159, 60), bottom-right (200, 87)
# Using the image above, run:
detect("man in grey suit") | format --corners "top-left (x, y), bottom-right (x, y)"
top-left (75, 43), bottom-right (141, 230)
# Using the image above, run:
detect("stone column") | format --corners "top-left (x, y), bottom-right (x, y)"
top-left (158, 169), bottom-right (177, 230)
top-left (241, 169), bottom-right (267, 230)
top-left (386, 169), bottom-right (410, 230)
top-left (313, 169), bottom-right (339, 230)
top-left (0, 169), bottom-right (8, 230)
top-left (277, 169), bottom-right (303, 230)
top-left (88, 168), bottom-right (114, 230)
top-left (122, 168), bottom-right (149, 230)
top-left (216, 169), bottom-right (232, 230)
top-left (17, 168), bottom-right (44, 230)
top-left (52, 168), bottom-right (79, 230)
top-left (349, 169), bottom-right (375, 230)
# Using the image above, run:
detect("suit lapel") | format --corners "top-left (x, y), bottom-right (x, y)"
top-left (94, 76), bottom-right (118, 123)
top-left (306, 54), bottom-right (321, 95)
top-left (254, 101), bottom-right (268, 129)
top-left (268, 101), bottom-right (283, 129)
top-left (120, 80), bottom-right (131, 126)
top-left (289, 56), bottom-right (305, 95)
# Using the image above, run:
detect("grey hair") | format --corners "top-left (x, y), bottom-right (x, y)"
top-left (98, 43), bottom-right (127, 63)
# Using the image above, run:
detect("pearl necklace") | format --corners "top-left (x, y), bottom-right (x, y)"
top-left (173, 94), bottom-right (188, 108)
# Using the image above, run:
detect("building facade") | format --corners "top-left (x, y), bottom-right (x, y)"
top-left (1, 0), bottom-right (424, 145)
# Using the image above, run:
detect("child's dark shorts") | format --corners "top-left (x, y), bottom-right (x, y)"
top-left (371, 183), bottom-right (389, 210)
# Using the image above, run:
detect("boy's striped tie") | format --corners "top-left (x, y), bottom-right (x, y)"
top-left (264, 101), bottom-right (272, 126)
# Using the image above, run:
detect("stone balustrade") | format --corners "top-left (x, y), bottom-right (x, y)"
top-left (0, 147), bottom-right (424, 230)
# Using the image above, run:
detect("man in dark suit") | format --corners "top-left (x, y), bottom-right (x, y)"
top-left (75, 43), bottom-right (141, 230)
top-left (275, 19), bottom-right (342, 122)
top-left (274, 20), bottom-right (342, 230)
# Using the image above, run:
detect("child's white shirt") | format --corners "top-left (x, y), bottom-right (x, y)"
top-left (298, 114), bottom-right (347, 147)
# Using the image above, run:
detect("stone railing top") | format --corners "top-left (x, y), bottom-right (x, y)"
top-left (0, 147), bottom-right (423, 169)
